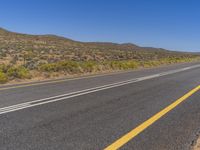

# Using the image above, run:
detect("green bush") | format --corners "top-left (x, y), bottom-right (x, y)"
top-left (0, 64), bottom-right (9, 73)
top-left (7, 67), bottom-right (31, 79)
top-left (80, 61), bottom-right (99, 72)
top-left (57, 61), bottom-right (80, 73)
top-left (108, 60), bottom-right (139, 70)
top-left (0, 71), bottom-right (8, 83)
top-left (0, 55), bottom-right (197, 84)
top-left (39, 61), bottom-right (81, 73)
top-left (38, 57), bottom-right (199, 78)
top-left (39, 63), bottom-right (57, 72)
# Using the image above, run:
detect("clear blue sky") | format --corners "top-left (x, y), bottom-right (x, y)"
top-left (1, 0), bottom-right (200, 52)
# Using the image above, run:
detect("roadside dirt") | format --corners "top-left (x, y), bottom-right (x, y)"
top-left (193, 138), bottom-right (200, 150)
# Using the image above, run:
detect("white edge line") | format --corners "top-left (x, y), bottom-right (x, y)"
top-left (0, 64), bottom-right (200, 115)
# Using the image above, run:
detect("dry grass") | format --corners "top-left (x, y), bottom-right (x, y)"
top-left (0, 27), bottom-right (200, 84)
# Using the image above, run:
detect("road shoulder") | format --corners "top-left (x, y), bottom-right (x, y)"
top-left (193, 137), bottom-right (200, 150)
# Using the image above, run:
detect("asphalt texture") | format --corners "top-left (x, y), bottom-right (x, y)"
top-left (0, 62), bottom-right (200, 150)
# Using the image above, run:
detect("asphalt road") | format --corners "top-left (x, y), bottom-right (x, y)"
top-left (0, 62), bottom-right (200, 150)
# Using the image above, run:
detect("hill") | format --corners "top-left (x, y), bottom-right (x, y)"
top-left (0, 27), bottom-right (199, 84)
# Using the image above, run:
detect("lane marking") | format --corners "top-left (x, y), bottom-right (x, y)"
top-left (104, 85), bottom-right (200, 150)
top-left (0, 64), bottom-right (199, 91)
top-left (0, 69), bottom-right (143, 91)
top-left (0, 64), bottom-right (200, 115)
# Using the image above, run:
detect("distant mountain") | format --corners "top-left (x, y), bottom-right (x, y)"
top-left (0, 27), bottom-right (168, 52)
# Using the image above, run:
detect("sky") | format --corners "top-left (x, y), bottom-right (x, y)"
top-left (0, 0), bottom-right (200, 52)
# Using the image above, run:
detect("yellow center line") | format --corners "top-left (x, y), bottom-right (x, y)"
top-left (104, 85), bottom-right (200, 150)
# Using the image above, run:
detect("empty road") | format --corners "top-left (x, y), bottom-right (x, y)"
top-left (0, 62), bottom-right (200, 150)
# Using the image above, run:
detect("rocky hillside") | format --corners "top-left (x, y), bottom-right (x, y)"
top-left (0, 28), bottom-right (197, 67)
top-left (0, 27), bottom-right (199, 84)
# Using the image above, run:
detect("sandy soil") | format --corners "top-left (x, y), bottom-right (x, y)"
top-left (194, 138), bottom-right (200, 150)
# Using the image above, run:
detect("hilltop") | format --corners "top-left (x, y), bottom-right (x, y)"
top-left (0, 27), bottom-right (193, 64)
top-left (0, 27), bottom-right (199, 84)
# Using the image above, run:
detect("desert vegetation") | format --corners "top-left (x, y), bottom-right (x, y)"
top-left (0, 28), bottom-right (199, 84)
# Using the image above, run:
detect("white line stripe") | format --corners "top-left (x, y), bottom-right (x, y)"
top-left (0, 64), bottom-right (200, 115)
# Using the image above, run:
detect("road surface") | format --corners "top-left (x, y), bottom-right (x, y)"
top-left (0, 62), bottom-right (200, 150)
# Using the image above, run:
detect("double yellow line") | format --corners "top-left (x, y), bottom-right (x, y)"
top-left (105, 85), bottom-right (200, 150)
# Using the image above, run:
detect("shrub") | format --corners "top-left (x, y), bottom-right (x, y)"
top-left (0, 71), bottom-right (8, 83)
top-left (38, 57), bottom-right (200, 78)
top-left (39, 63), bottom-right (57, 72)
top-left (80, 61), bottom-right (99, 73)
top-left (39, 61), bottom-right (81, 73)
top-left (7, 66), bottom-right (31, 79)
top-left (0, 64), bottom-right (9, 73)
top-left (57, 61), bottom-right (80, 73)
top-left (108, 60), bottom-right (139, 70)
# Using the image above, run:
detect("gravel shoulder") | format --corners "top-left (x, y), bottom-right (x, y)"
top-left (193, 138), bottom-right (200, 150)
